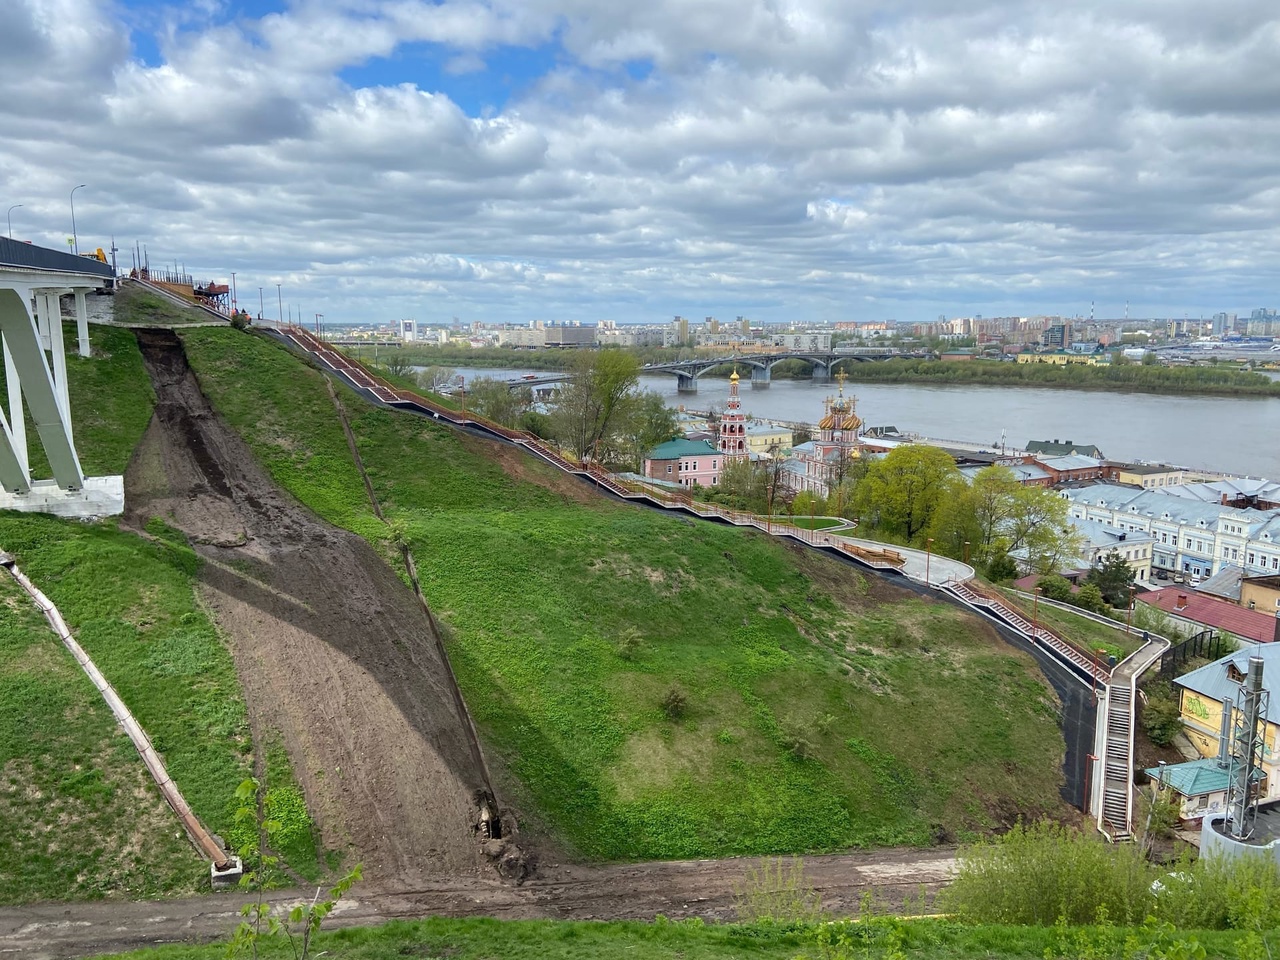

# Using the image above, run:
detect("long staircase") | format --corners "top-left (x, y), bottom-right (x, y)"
top-left (945, 579), bottom-right (1112, 685)
top-left (272, 323), bottom-right (1173, 838)
top-left (1100, 683), bottom-right (1134, 840)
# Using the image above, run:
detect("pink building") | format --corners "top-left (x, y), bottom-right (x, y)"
top-left (717, 370), bottom-right (750, 461)
top-left (643, 439), bottom-right (723, 487)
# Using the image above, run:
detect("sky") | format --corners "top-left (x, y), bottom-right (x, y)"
top-left (3, 0), bottom-right (1279, 326)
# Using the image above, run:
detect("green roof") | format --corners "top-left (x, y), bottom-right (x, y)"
top-left (1145, 758), bottom-right (1261, 797)
top-left (647, 439), bottom-right (718, 460)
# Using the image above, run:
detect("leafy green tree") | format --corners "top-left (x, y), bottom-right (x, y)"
top-left (1036, 575), bottom-right (1075, 603)
top-left (417, 365), bottom-right (457, 392)
top-left (853, 445), bottom-right (959, 541)
top-left (620, 390), bottom-right (679, 471)
top-left (986, 552), bottom-right (1019, 582)
top-left (467, 377), bottom-right (533, 428)
top-left (550, 350), bottom-right (641, 460)
top-left (967, 466), bottom-right (1023, 559)
top-left (1088, 550), bottom-right (1137, 607)
top-left (1074, 582), bottom-right (1111, 615)
top-left (926, 474), bottom-right (984, 560)
top-left (791, 490), bottom-right (824, 518)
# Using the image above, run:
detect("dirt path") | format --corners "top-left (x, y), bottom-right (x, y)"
top-left (0, 848), bottom-right (957, 958)
top-left (125, 329), bottom-right (506, 887)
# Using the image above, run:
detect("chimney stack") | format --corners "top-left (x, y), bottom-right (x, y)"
top-left (1176, 594), bottom-right (1189, 610)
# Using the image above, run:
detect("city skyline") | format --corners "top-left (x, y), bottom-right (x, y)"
top-left (3, 0), bottom-right (1279, 325)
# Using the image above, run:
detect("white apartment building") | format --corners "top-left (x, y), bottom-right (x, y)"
top-left (1062, 483), bottom-right (1280, 581)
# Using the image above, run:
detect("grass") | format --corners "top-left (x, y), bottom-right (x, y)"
top-left (0, 515), bottom-right (250, 902)
top-left (114, 284), bottom-right (209, 325)
top-left (183, 327), bottom-right (1068, 861)
top-left (995, 587), bottom-right (1143, 661)
top-left (0, 321), bottom-right (155, 479)
top-left (96, 915), bottom-right (1254, 960)
top-left (0, 570), bottom-right (205, 902)
top-left (771, 516), bottom-right (844, 530)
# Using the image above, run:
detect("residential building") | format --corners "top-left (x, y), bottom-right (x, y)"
top-left (1242, 575), bottom-right (1280, 615)
top-left (1114, 464), bottom-right (1209, 490)
top-left (1061, 484), bottom-right (1280, 581)
top-left (771, 332), bottom-right (832, 351)
top-left (1136, 590), bottom-right (1280, 645)
top-left (1070, 517), bottom-right (1154, 582)
top-left (1016, 350), bottom-right (1103, 365)
top-left (497, 328), bottom-right (546, 348)
top-left (744, 422), bottom-right (792, 456)
top-left (543, 323), bottom-right (596, 347)
top-left (643, 439), bottom-right (722, 488)
top-left (1032, 454), bottom-right (1115, 485)
top-left (1151, 644), bottom-right (1280, 824)
top-left (1026, 439), bottom-right (1106, 459)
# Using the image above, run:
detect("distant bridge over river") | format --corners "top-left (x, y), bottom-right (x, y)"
top-left (506, 348), bottom-right (931, 393)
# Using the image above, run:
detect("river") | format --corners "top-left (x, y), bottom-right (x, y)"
top-left (428, 366), bottom-right (1280, 479)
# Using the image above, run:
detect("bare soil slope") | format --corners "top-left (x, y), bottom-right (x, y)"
top-left (125, 329), bottom-right (498, 885)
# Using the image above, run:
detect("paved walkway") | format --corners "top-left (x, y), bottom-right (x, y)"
top-left (828, 532), bottom-right (974, 587)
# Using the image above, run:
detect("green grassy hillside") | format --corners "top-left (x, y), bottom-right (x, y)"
top-left (0, 323), bottom-right (257, 902)
top-left (182, 328), bottom-right (1068, 860)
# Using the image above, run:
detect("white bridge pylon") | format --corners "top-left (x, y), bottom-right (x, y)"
top-left (0, 284), bottom-right (90, 494)
top-left (0, 238), bottom-right (120, 517)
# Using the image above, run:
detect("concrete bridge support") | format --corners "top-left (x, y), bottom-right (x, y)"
top-left (751, 366), bottom-right (771, 389)
top-left (676, 372), bottom-right (698, 394)
top-left (811, 362), bottom-right (831, 384)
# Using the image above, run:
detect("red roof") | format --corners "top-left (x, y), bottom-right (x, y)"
top-left (1138, 590), bottom-right (1278, 644)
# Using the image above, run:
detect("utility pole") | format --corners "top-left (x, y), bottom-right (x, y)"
top-left (276, 283), bottom-right (282, 325)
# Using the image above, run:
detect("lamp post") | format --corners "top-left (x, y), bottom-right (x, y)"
top-left (1033, 586), bottom-right (1042, 633)
top-left (276, 283), bottom-right (283, 325)
top-left (1126, 584), bottom-right (1136, 634)
top-left (70, 184), bottom-right (86, 255)
top-left (258, 287), bottom-right (264, 318)
top-left (963, 540), bottom-right (971, 565)
top-left (6, 204), bottom-right (21, 239)
top-left (230, 272), bottom-right (237, 315)
top-left (925, 537), bottom-right (934, 585)
top-left (460, 376), bottom-right (466, 421)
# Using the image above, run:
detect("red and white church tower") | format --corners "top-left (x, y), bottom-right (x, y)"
top-left (717, 370), bottom-right (750, 460)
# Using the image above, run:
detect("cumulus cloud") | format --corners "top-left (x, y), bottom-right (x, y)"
top-left (1, 0), bottom-right (1278, 324)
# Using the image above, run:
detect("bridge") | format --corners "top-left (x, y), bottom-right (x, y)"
top-left (0, 237), bottom-right (119, 516)
top-left (504, 348), bottom-right (930, 393)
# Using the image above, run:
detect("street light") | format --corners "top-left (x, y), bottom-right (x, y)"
top-left (230, 272), bottom-right (237, 314)
top-left (70, 184), bottom-right (86, 255)
top-left (1126, 584), bottom-right (1136, 634)
top-left (276, 283), bottom-right (282, 325)
top-left (6, 204), bottom-right (21, 239)
top-left (963, 540), bottom-right (971, 565)
top-left (925, 537), bottom-right (934, 585)
top-left (258, 287), bottom-right (264, 318)
top-left (1033, 586), bottom-right (1042, 633)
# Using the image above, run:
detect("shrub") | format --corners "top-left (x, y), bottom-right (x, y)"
top-left (942, 820), bottom-right (1155, 926)
top-left (986, 552), bottom-right (1018, 583)
top-left (1142, 682), bottom-right (1184, 747)
top-left (661, 686), bottom-right (687, 720)
top-left (1036, 575), bottom-right (1075, 603)
top-left (732, 857), bottom-right (825, 923)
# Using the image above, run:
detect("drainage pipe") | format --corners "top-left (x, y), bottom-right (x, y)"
top-left (0, 554), bottom-right (234, 872)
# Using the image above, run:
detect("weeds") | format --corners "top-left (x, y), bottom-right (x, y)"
top-left (731, 857), bottom-right (825, 924)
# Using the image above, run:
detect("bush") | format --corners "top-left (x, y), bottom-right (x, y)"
top-left (1074, 583), bottom-right (1111, 616)
top-left (1036, 575), bottom-right (1075, 603)
top-left (1143, 682), bottom-right (1184, 747)
top-left (942, 820), bottom-right (1156, 926)
top-left (986, 552), bottom-right (1018, 583)
top-left (661, 686), bottom-right (687, 720)
top-left (732, 857), bottom-right (825, 923)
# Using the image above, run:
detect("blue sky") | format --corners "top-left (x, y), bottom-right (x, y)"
top-left (3, 0), bottom-right (1279, 326)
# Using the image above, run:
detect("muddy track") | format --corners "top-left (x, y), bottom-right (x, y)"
top-left (0, 847), bottom-right (957, 958)
top-left (125, 329), bottom-right (506, 885)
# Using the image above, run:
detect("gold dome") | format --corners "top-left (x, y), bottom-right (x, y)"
top-left (730, 370), bottom-right (740, 383)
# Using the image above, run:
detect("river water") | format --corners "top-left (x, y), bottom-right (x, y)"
top-left (430, 366), bottom-right (1280, 479)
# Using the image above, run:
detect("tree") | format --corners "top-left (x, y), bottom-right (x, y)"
top-left (383, 351), bottom-right (414, 378)
top-left (1074, 582), bottom-right (1111, 615)
top-left (967, 466), bottom-right (1023, 559)
top-left (925, 474), bottom-right (984, 560)
top-left (550, 350), bottom-right (641, 460)
top-left (228, 778), bottom-right (362, 960)
top-left (620, 390), bottom-right (679, 471)
top-left (1088, 550), bottom-right (1136, 607)
top-left (418, 365), bottom-right (457, 392)
top-left (986, 551), bottom-right (1019, 582)
top-left (467, 377), bottom-right (533, 428)
top-left (853, 445), bottom-right (959, 541)
top-left (1036, 575), bottom-right (1075, 603)
top-left (791, 490), bottom-right (824, 518)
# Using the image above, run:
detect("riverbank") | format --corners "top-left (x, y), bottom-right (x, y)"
top-left (373, 346), bottom-right (1280, 399)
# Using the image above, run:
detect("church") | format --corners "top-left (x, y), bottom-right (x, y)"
top-left (783, 373), bottom-right (864, 496)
